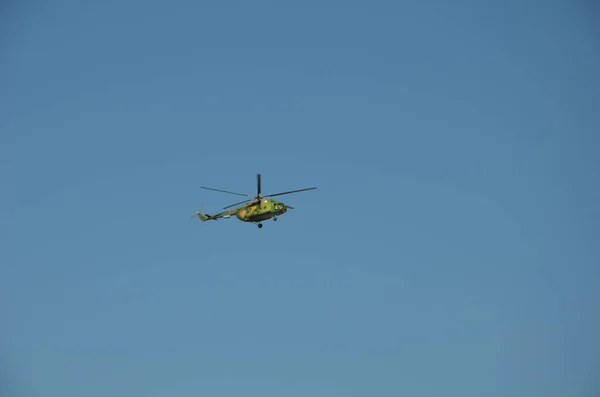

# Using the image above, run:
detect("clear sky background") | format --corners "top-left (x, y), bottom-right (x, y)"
top-left (2, 1), bottom-right (599, 396)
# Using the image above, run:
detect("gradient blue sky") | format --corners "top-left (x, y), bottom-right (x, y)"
top-left (2, 1), bottom-right (599, 396)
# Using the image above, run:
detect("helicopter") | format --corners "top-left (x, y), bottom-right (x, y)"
top-left (192, 173), bottom-right (317, 228)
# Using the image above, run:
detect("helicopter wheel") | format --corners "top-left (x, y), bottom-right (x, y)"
top-left (258, 223), bottom-right (263, 228)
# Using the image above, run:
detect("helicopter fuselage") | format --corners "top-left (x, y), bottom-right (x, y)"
top-left (236, 199), bottom-right (287, 222)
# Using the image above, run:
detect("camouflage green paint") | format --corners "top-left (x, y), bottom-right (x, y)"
top-left (193, 199), bottom-right (287, 223)
top-left (236, 199), bottom-right (287, 222)
top-left (193, 173), bottom-right (315, 227)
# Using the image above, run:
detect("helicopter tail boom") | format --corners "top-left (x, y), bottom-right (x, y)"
top-left (191, 206), bottom-right (235, 221)
top-left (192, 212), bottom-right (215, 221)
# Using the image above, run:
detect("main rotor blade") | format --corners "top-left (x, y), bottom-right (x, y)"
top-left (223, 199), bottom-right (252, 209)
top-left (257, 173), bottom-right (262, 197)
top-left (264, 187), bottom-right (317, 198)
top-left (200, 186), bottom-right (249, 197)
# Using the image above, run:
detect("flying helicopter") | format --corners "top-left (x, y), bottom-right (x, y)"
top-left (191, 174), bottom-right (317, 228)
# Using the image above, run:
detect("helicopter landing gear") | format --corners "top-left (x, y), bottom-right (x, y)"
top-left (257, 223), bottom-right (263, 228)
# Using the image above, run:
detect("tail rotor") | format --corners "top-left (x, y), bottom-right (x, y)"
top-left (191, 204), bottom-right (205, 220)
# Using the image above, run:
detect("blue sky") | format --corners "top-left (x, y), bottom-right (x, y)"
top-left (2, 0), bottom-right (599, 396)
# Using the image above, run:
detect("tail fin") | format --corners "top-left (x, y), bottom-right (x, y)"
top-left (191, 204), bottom-right (210, 221)
top-left (191, 212), bottom-right (210, 221)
